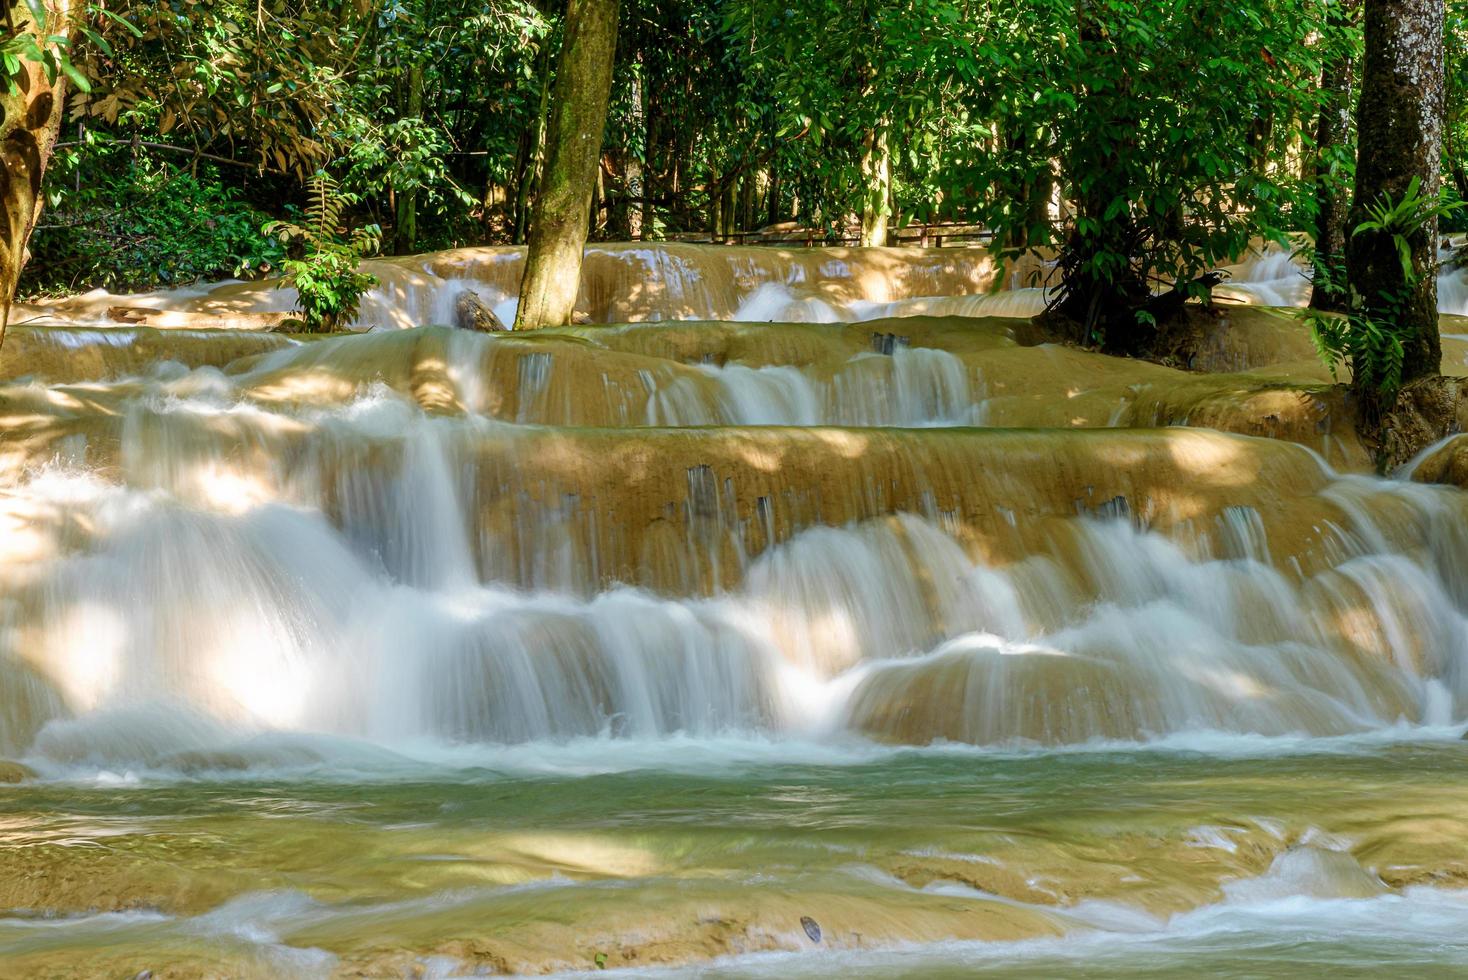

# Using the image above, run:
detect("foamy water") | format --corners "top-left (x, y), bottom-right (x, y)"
top-left (4, 241), bottom-right (1468, 976)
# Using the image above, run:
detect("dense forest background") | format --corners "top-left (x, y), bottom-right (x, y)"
top-left (24, 0), bottom-right (1467, 298)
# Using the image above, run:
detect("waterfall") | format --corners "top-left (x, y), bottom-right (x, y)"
top-left (19, 240), bottom-right (1468, 332)
top-left (9, 241), bottom-right (1468, 978)
top-left (4, 241), bottom-right (1468, 767)
top-left (5, 366), bottom-right (1468, 760)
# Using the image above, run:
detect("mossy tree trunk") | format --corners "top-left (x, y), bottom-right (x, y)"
top-left (514, 0), bottom-right (620, 329)
top-left (1346, 0), bottom-right (1445, 384)
top-left (0, 0), bottom-right (70, 356)
top-left (1309, 2), bottom-right (1358, 311)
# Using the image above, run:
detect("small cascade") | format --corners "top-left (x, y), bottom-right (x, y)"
top-left (1439, 257), bottom-right (1468, 317)
top-left (649, 346), bottom-right (982, 427)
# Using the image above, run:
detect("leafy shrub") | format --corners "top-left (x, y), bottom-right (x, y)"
top-left (23, 146), bottom-right (285, 296)
top-left (264, 173), bottom-right (381, 332)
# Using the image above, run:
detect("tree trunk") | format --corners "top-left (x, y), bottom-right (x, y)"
top-left (626, 73), bottom-right (644, 240)
top-left (513, 33), bottom-right (556, 247)
top-left (721, 180), bottom-right (736, 240)
top-left (1310, 3), bottom-right (1358, 311)
top-left (708, 175), bottom-right (723, 242)
top-left (1346, 0), bottom-right (1445, 384)
top-left (514, 0), bottom-right (620, 329)
top-left (859, 124), bottom-right (891, 247)
top-left (393, 64), bottom-right (424, 255)
top-left (0, 0), bottom-right (70, 355)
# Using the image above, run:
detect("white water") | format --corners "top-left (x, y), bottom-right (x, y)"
top-left (590, 860), bottom-right (1468, 979)
top-left (7, 379), bottom-right (1468, 771)
top-left (26, 240), bottom-right (1468, 331)
top-left (647, 346), bottom-right (983, 426)
top-left (11, 242), bottom-right (1468, 977)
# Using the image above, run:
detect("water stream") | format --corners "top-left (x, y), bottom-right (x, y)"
top-left (3, 243), bottom-right (1468, 976)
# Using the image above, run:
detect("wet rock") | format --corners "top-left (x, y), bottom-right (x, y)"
top-left (1379, 376), bottom-right (1468, 473)
top-left (454, 289), bottom-right (507, 332)
top-left (870, 332), bottom-right (909, 355)
top-left (0, 760), bottom-right (36, 783)
top-left (800, 915), bottom-right (821, 943)
top-left (105, 306), bottom-right (150, 324)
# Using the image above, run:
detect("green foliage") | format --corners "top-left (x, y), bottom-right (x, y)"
top-left (26, 0), bottom-right (1464, 334)
top-left (0, 0), bottom-right (119, 96)
top-left (722, 0), bottom-right (1333, 340)
top-left (965, 0), bottom-right (1327, 334)
top-left (1301, 306), bottom-right (1405, 397)
top-left (70, 0), bottom-right (368, 176)
top-left (265, 174), bottom-right (381, 332)
top-left (23, 146), bottom-right (284, 295)
top-left (1355, 177), bottom-right (1458, 280)
top-left (1301, 179), bottom-right (1462, 400)
top-left (1444, 3), bottom-right (1468, 230)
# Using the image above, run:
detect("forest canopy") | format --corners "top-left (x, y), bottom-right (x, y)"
top-left (0, 0), bottom-right (1451, 395)
top-left (31, 1), bottom-right (1433, 284)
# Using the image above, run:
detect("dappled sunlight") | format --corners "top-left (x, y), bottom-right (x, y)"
top-left (1162, 429), bottom-right (1261, 488)
top-left (489, 832), bottom-right (665, 878)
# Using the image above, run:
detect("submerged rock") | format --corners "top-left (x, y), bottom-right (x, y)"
top-left (0, 760), bottom-right (36, 783)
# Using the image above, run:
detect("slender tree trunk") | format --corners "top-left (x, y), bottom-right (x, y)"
top-left (593, 160), bottom-right (607, 233)
top-left (393, 64), bottom-right (424, 255)
top-left (513, 33), bottom-right (556, 246)
top-left (0, 0), bottom-right (70, 355)
top-left (721, 180), bottom-right (736, 240)
top-left (514, 0), bottom-right (620, 329)
top-left (859, 124), bottom-right (891, 246)
top-left (1346, 0), bottom-right (1445, 384)
top-left (1310, 2), bottom-right (1358, 311)
top-left (708, 175), bottom-right (723, 242)
top-left (626, 73), bottom-right (644, 240)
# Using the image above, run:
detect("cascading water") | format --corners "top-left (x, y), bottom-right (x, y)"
top-left (5, 243), bottom-right (1468, 977)
top-left (17, 240), bottom-right (1468, 332)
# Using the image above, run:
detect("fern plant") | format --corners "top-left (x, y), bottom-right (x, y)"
top-left (1300, 178), bottom-right (1460, 404)
top-left (1301, 305), bottom-right (1405, 395)
top-left (264, 173), bottom-right (381, 332)
top-left (1354, 177), bottom-right (1455, 279)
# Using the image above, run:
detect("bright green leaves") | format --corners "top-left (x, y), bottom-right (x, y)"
top-left (1306, 179), bottom-right (1465, 400)
top-left (265, 173), bottom-right (381, 332)
top-left (1354, 176), bottom-right (1461, 281)
top-left (1, 0), bottom-right (96, 97)
top-left (25, 148), bottom-right (286, 296)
